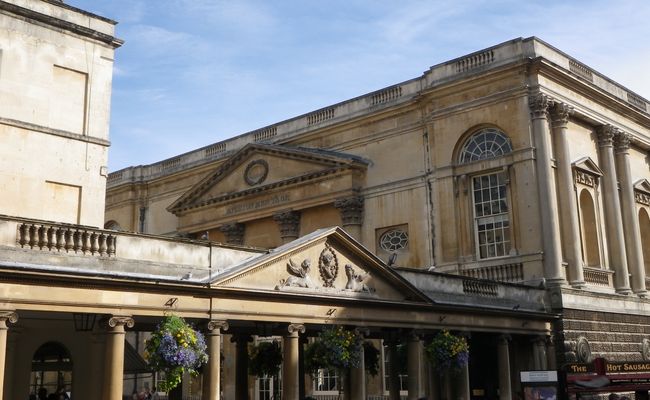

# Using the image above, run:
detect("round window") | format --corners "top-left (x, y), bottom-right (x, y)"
top-left (379, 229), bottom-right (408, 252)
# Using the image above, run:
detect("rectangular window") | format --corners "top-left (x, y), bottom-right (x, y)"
top-left (313, 369), bottom-right (338, 393)
top-left (472, 172), bottom-right (511, 259)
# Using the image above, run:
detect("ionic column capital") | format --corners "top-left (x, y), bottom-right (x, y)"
top-left (550, 103), bottom-right (574, 127)
top-left (597, 124), bottom-right (617, 147)
top-left (529, 93), bottom-right (553, 119)
top-left (0, 311), bottom-right (18, 329)
top-left (498, 334), bottom-right (512, 344)
top-left (106, 316), bottom-right (134, 330)
top-left (287, 323), bottom-right (305, 336)
top-left (207, 320), bottom-right (229, 333)
top-left (614, 130), bottom-right (632, 153)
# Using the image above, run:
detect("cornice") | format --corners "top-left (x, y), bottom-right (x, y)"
top-left (0, 1), bottom-right (123, 48)
top-left (0, 116), bottom-right (110, 146)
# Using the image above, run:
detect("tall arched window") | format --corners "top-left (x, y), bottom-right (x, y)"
top-left (579, 189), bottom-right (600, 267)
top-left (459, 127), bottom-right (512, 164)
top-left (459, 128), bottom-right (513, 259)
top-left (30, 342), bottom-right (73, 398)
top-left (639, 208), bottom-right (650, 276)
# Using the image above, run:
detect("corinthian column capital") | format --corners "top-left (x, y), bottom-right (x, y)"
top-left (273, 210), bottom-right (301, 240)
top-left (334, 196), bottom-right (364, 226)
top-left (219, 222), bottom-right (245, 245)
top-left (614, 130), bottom-right (631, 153)
top-left (597, 125), bottom-right (616, 147)
top-left (550, 103), bottom-right (574, 126)
top-left (529, 93), bottom-right (552, 119)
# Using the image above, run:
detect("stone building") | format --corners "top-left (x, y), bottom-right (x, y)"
top-left (106, 33), bottom-right (650, 396)
top-left (0, 2), bottom-right (556, 400)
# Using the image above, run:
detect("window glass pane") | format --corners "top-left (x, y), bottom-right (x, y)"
top-left (472, 172), bottom-right (511, 259)
top-left (459, 128), bottom-right (512, 163)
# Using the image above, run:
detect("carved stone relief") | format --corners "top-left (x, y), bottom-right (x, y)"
top-left (244, 159), bottom-right (269, 186)
top-left (277, 258), bottom-right (316, 289)
top-left (344, 264), bottom-right (373, 293)
top-left (319, 245), bottom-right (339, 287)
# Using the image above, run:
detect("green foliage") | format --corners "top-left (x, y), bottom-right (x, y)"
top-left (363, 341), bottom-right (380, 376)
top-left (144, 315), bottom-right (208, 392)
top-left (249, 341), bottom-right (283, 378)
top-left (304, 326), bottom-right (362, 374)
top-left (424, 330), bottom-right (469, 374)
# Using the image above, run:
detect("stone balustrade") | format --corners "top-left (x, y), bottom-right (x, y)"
top-left (583, 267), bottom-right (614, 287)
top-left (460, 262), bottom-right (524, 283)
top-left (16, 221), bottom-right (116, 256)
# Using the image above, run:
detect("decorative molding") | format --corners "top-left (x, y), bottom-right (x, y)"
top-left (219, 223), bottom-right (245, 245)
top-left (634, 179), bottom-right (650, 206)
top-left (569, 60), bottom-right (594, 82)
top-left (334, 196), bottom-right (364, 226)
top-left (575, 336), bottom-right (592, 363)
top-left (273, 210), bottom-right (301, 240)
top-left (627, 92), bottom-right (648, 112)
top-left (528, 93), bottom-right (552, 119)
top-left (572, 157), bottom-right (603, 188)
top-left (318, 245), bottom-right (339, 288)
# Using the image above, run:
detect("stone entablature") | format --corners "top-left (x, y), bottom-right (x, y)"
top-left (106, 37), bottom-right (649, 188)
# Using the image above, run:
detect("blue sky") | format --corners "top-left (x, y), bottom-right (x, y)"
top-left (66, 0), bottom-right (650, 172)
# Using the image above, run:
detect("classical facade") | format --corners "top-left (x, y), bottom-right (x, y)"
top-left (0, 2), bottom-right (558, 400)
top-left (106, 35), bottom-right (650, 396)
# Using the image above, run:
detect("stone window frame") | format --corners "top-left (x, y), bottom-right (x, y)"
top-left (634, 179), bottom-right (650, 279)
top-left (470, 170), bottom-right (512, 260)
top-left (375, 224), bottom-right (410, 259)
top-left (458, 127), bottom-right (513, 164)
top-left (572, 157), bottom-right (607, 270)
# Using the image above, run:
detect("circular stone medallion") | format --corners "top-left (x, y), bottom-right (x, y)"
top-left (244, 159), bottom-right (269, 186)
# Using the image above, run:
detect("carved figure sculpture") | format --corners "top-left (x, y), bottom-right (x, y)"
top-left (278, 258), bottom-right (315, 288)
top-left (344, 264), bottom-right (371, 292)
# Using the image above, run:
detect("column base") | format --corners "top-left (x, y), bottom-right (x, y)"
top-left (545, 277), bottom-right (568, 288)
top-left (615, 287), bottom-right (633, 295)
top-left (635, 290), bottom-right (648, 298)
top-left (569, 280), bottom-right (586, 289)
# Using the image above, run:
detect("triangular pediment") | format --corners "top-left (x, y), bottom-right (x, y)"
top-left (209, 227), bottom-right (431, 304)
top-left (635, 179), bottom-right (650, 195)
top-left (169, 144), bottom-right (368, 214)
top-left (572, 156), bottom-right (603, 176)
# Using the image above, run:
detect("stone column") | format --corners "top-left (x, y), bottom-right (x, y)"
top-left (204, 321), bottom-right (229, 400)
top-left (232, 334), bottom-right (252, 400)
top-left (457, 333), bottom-right (471, 400)
top-left (615, 130), bottom-right (647, 296)
top-left (531, 336), bottom-right (547, 370)
top-left (334, 196), bottom-right (364, 241)
top-left (350, 328), bottom-right (368, 400)
top-left (387, 338), bottom-right (401, 400)
top-left (529, 93), bottom-right (566, 287)
top-left (283, 324), bottom-right (305, 400)
top-left (546, 335), bottom-right (556, 371)
top-left (407, 333), bottom-right (422, 400)
top-left (220, 223), bottom-right (245, 246)
top-left (273, 211), bottom-right (301, 244)
top-left (597, 125), bottom-right (631, 293)
top-left (103, 316), bottom-right (134, 400)
top-left (497, 335), bottom-right (512, 400)
top-left (550, 103), bottom-right (585, 287)
top-left (0, 311), bottom-right (17, 400)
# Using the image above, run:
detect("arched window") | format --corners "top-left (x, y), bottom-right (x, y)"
top-left (30, 342), bottom-right (73, 398)
top-left (579, 190), bottom-right (600, 267)
top-left (459, 128), bottom-right (512, 164)
top-left (639, 208), bottom-right (650, 276)
top-left (104, 220), bottom-right (122, 231)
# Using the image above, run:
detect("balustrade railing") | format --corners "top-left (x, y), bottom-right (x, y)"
top-left (16, 222), bottom-right (116, 257)
top-left (583, 266), bottom-right (612, 287)
top-left (460, 262), bottom-right (523, 283)
top-left (462, 279), bottom-right (499, 297)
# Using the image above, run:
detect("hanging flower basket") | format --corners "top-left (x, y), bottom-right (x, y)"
top-left (144, 315), bottom-right (208, 392)
top-left (305, 326), bottom-right (362, 373)
top-left (424, 330), bottom-right (469, 374)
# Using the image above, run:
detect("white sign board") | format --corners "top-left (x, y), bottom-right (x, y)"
top-left (520, 370), bottom-right (558, 383)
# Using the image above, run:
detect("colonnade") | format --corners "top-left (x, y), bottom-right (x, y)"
top-left (0, 310), bottom-right (555, 400)
top-left (528, 91), bottom-right (647, 295)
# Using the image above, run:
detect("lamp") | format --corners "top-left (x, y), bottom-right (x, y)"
top-left (72, 313), bottom-right (96, 332)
